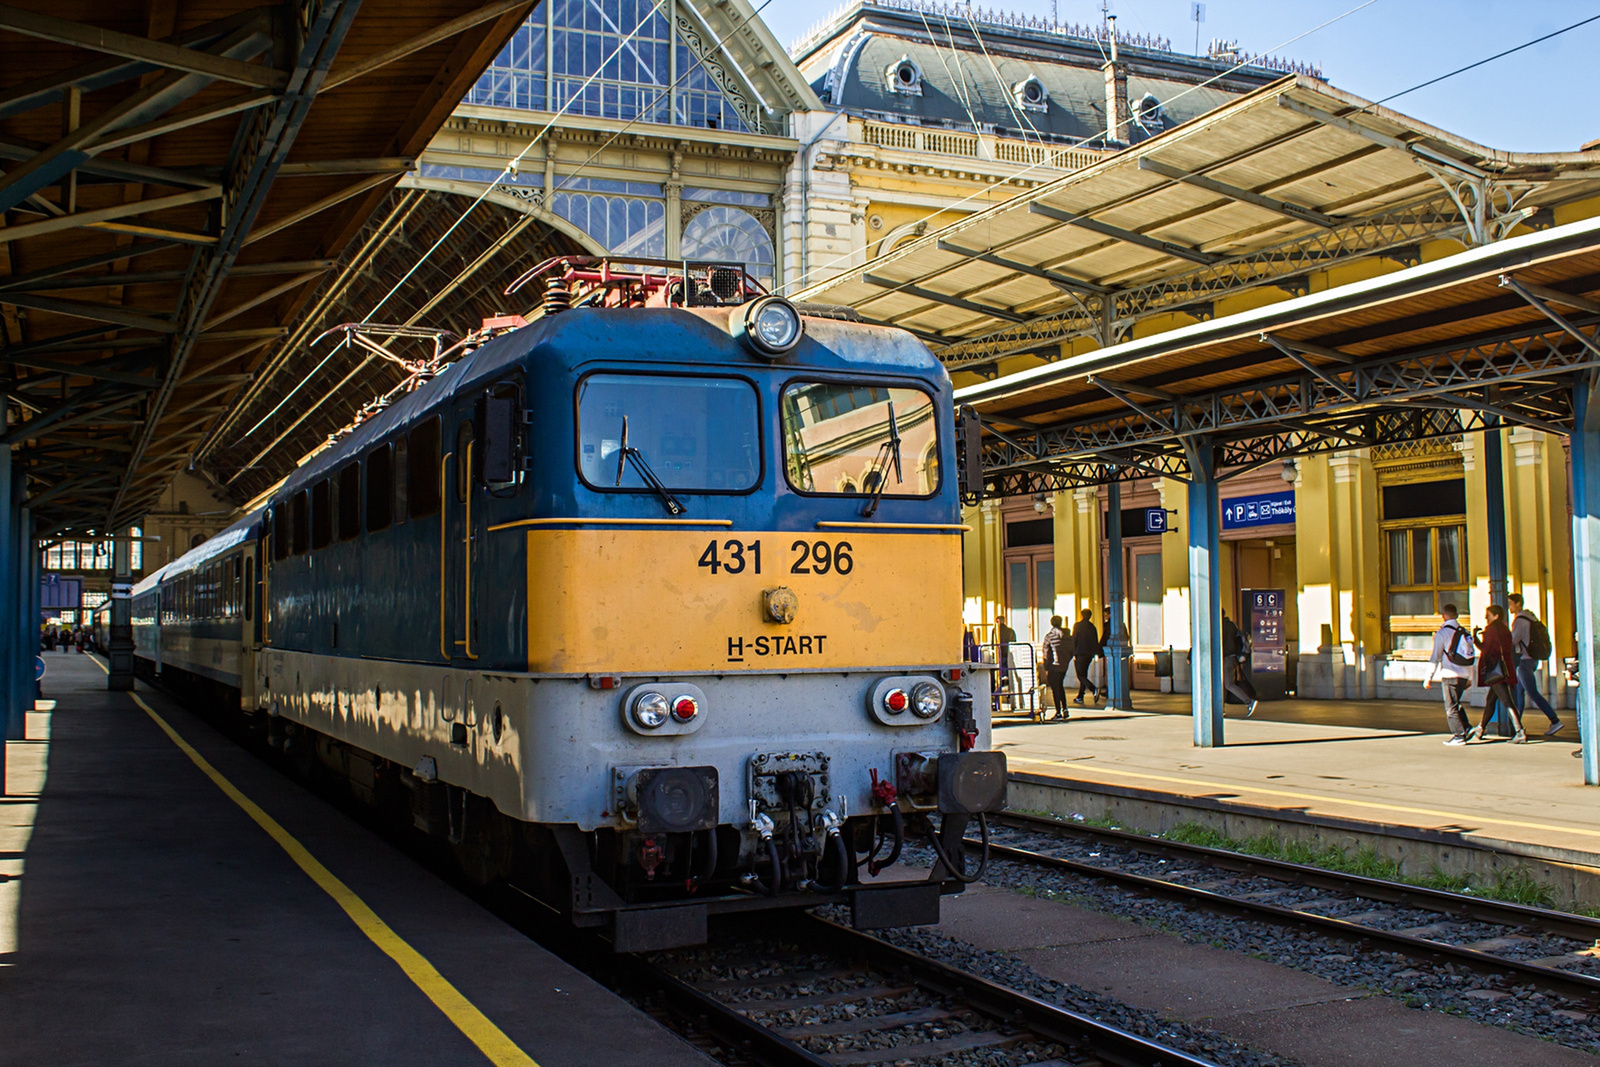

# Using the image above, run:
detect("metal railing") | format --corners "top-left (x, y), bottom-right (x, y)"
top-left (862, 120), bottom-right (1107, 171)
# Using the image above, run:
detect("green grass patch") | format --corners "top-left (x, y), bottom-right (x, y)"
top-left (1155, 821), bottom-right (1563, 911)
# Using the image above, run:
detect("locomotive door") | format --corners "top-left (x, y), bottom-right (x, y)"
top-left (445, 415), bottom-right (479, 662)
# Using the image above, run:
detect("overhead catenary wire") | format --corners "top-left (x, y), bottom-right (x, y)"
top-left (223, 0), bottom-right (674, 449)
top-left (222, 0), bottom-right (779, 480)
top-left (1371, 12), bottom-right (1600, 108)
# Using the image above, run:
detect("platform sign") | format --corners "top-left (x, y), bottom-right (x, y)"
top-left (35, 655), bottom-right (45, 681)
top-left (1245, 588), bottom-right (1286, 674)
top-left (1221, 490), bottom-right (1294, 530)
top-left (111, 582), bottom-right (133, 599)
top-left (1143, 507), bottom-right (1169, 534)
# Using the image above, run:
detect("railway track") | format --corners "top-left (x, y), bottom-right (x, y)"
top-left (970, 811), bottom-right (1600, 1006)
top-left (627, 911), bottom-right (1221, 1067)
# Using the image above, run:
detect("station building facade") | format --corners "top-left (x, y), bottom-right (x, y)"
top-left (346, 0), bottom-right (1593, 707)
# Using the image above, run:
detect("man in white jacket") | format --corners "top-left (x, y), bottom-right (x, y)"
top-left (1422, 602), bottom-right (1476, 746)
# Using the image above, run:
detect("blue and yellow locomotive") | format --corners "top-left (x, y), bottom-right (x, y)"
top-left (132, 259), bottom-right (1004, 949)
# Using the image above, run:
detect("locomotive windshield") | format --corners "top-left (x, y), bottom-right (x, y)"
top-left (782, 382), bottom-right (939, 496)
top-left (578, 373), bottom-right (760, 492)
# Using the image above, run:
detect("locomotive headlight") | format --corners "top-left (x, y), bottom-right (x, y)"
top-left (911, 681), bottom-right (945, 719)
top-left (631, 691), bottom-right (670, 729)
top-left (735, 296), bottom-right (802, 359)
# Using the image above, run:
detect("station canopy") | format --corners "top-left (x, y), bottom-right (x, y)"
top-left (956, 214), bottom-right (1600, 497)
top-left (794, 77), bottom-right (1600, 373)
top-left (0, 0), bottom-right (539, 534)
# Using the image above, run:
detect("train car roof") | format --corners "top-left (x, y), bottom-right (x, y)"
top-left (273, 305), bottom-right (946, 501)
top-left (131, 511), bottom-right (261, 596)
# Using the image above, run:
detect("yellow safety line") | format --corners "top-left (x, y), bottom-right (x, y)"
top-left (813, 521), bottom-right (970, 531)
top-left (1008, 755), bottom-right (1600, 842)
top-left (128, 691), bottom-right (537, 1066)
top-left (488, 516), bottom-right (733, 531)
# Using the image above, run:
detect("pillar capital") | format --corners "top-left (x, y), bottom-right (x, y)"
top-left (1509, 425), bottom-right (1544, 467)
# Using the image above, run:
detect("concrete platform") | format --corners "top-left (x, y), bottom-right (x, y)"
top-left (935, 882), bottom-right (1593, 1067)
top-left (995, 692), bottom-right (1600, 905)
top-left (0, 653), bottom-right (713, 1066)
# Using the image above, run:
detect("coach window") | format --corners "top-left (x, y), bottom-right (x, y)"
top-left (408, 416), bottom-right (441, 518)
top-left (231, 557), bottom-right (241, 617)
top-left (367, 444), bottom-right (393, 532)
top-left (244, 557), bottom-right (254, 621)
top-left (456, 420), bottom-right (475, 501)
top-left (311, 479), bottom-right (333, 550)
top-left (393, 436), bottom-right (409, 523)
top-left (291, 490), bottom-right (309, 555)
top-left (338, 463), bottom-right (361, 540)
top-left (782, 382), bottom-right (939, 498)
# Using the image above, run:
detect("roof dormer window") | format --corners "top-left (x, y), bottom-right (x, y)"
top-left (886, 55), bottom-right (923, 96)
top-left (1132, 93), bottom-right (1167, 132)
top-left (1012, 75), bottom-right (1049, 114)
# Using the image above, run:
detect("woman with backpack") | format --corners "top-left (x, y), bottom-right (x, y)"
top-left (1507, 593), bottom-right (1564, 736)
top-left (1422, 602), bottom-right (1476, 745)
top-left (1468, 603), bottom-right (1526, 744)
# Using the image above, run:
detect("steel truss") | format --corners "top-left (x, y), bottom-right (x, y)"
top-left (943, 197), bottom-right (1468, 368)
top-left (979, 314), bottom-right (1599, 497)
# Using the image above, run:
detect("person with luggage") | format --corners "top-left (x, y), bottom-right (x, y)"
top-left (1506, 593), bottom-right (1564, 736)
top-left (1468, 603), bottom-right (1526, 743)
top-left (1422, 602), bottom-right (1475, 745)
top-left (1039, 615), bottom-right (1070, 721)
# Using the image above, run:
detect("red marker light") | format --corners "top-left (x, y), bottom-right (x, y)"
top-left (884, 688), bottom-right (908, 714)
top-left (671, 695), bottom-right (700, 723)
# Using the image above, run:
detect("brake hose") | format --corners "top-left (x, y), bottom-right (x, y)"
top-left (924, 811), bottom-right (990, 885)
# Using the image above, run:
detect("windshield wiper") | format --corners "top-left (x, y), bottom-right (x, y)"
top-left (614, 416), bottom-right (686, 515)
top-left (860, 401), bottom-right (903, 518)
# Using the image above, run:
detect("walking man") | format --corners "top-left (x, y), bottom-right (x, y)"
top-left (1071, 609), bottom-right (1101, 705)
top-left (1422, 602), bottom-right (1475, 745)
top-left (1040, 615), bottom-right (1069, 721)
top-left (1507, 593), bottom-right (1564, 737)
top-left (1221, 610), bottom-right (1260, 716)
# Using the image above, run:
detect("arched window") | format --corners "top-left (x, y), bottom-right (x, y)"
top-left (552, 190), bottom-right (666, 257)
top-left (681, 206), bottom-right (774, 288)
top-left (466, 0), bottom-right (752, 132)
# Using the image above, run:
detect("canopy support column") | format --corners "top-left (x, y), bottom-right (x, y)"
top-left (1105, 479), bottom-right (1132, 710)
top-left (1484, 423), bottom-right (1513, 735)
top-left (1186, 438), bottom-right (1224, 746)
top-left (1572, 374), bottom-right (1600, 786)
top-left (108, 532), bottom-right (133, 691)
top-left (0, 438), bottom-right (13, 795)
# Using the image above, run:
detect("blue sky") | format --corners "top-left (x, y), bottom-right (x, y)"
top-left (764, 1), bottom-right (1600, 152)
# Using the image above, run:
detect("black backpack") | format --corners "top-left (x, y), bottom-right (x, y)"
top-left (1444, 625), bottom-right (1475, 668)
top-left (1525, 615), bottom-right (1553, 662)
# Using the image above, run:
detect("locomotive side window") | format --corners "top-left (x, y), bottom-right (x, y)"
top-left (782, 382), bottom-right (940, 497)
top-left (407, 416), bottom-right (441, 518)
top-left (311, 479), bottom-right (332, 550)
top-left (393, 436), bottom-right (409, 524)
top-left (291, 490), bottom-right (309, 555)
top-left (482, 392), bottom-right (519, 484)
top-left (271, 505), bottom-right (289, 561)
top-left (367, 444), bottom-right (393, 532)
top-left (577, 373), bottom-right (760, 492)
top-left (337, 463), bottom-right (361, 541)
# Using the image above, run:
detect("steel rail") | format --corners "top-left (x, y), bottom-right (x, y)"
top-left (798, 913), bottom-right (1222, 1067)
top-left (970, 812), bottom-right (1600, 1003)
